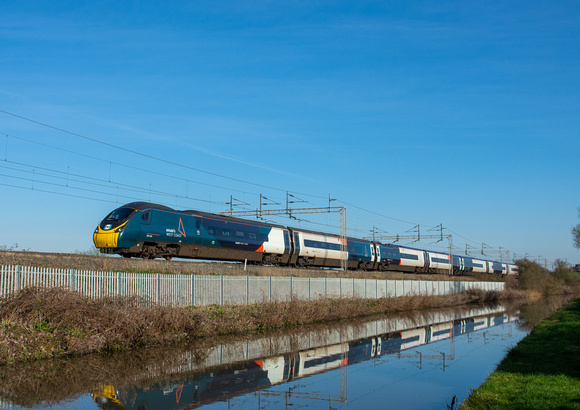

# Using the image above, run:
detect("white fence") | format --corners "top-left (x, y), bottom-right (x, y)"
top-left (0, 265), bottom-right (504, 307)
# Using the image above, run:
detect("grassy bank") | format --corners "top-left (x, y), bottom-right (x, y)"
top-left (0, 286), bottom-right (521, 364)
top-left (462, 297), bottom-right (580, 409)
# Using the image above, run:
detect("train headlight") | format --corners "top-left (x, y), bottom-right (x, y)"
top-left (115, 226), bottom-right (125, 233)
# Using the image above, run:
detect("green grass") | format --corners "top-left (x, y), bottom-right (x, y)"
top-left (463, 297), bottom-right (580, 409)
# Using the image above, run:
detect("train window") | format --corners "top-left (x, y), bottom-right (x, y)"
top-left (401, 253), bottom-right (419, 260)
top-left (196, 220), bottom-right (201, 230)
top-left (235, 231), bottom-right (245, 238)
top-left (306, 239), bottom-right (341, 251)
top-left (108, 207), bottom-right (134, 221)
top-left (221, 229), bottom-right (231, 237)
top-left (141, 211), bottom-right (150, 222)
top-left (248, 233), bottom-right (257, 240)
top-left (208, 226), bottom-right (217, 235)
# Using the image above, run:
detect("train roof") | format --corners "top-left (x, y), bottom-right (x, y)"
top-left (116, 202), bottom-right (289, 230)
top-left (121, 202), bottom-right (174, 211)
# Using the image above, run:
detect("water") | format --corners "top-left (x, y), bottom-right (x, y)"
top-left (0, 297), bottom-right (571, 410)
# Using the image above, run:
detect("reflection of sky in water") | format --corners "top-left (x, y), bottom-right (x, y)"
top-left (4, 320), bottom-right (528, 410)
top-left (233, 322), bottom-right (528, 410)
top-left (338, 323), bottom-right (528, 409)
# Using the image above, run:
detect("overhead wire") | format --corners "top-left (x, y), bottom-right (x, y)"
top-left (0, 110), bottom-right (329, 200)
top-left (0, 110), bottom-right (519, 256)
top-left (1, 132), bottom-right (253, 196)
top-left (0, 160), bottom-right (224, 205)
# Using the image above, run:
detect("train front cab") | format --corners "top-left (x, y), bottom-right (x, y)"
top-left (93, 202), bottom-right (163, 253)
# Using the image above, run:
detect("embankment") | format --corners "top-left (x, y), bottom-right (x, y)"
top-left (0, 286), bottom-right (525, 364)
top-left (462, 297), bottom-right (580, 409)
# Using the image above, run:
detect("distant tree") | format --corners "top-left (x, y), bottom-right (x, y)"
top-left (573, 207), bottom-right (580, 249)
top-left (0, 243), bottom-right (29, 251)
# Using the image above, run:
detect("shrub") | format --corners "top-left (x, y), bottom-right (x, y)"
top-left (516, 259), bottom-right (557, 295)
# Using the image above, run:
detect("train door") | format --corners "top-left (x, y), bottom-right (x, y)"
top-left (289, 230), bottom-right (301, 265)
top-left (423, 251), bottom-right (430, 273)
top-left (375, 244), bottom-right (381, 264)
top-left (193, 217), bottom-right (203, 245)
top-left (283, 230), bottom-right (291, 263)
top-left (139, 210), bottom-right (152, 238)
top-left (293, 232), bottom-right (301, 255)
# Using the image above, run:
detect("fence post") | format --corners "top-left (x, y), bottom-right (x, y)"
top-left (16, 265), bottom-right (21, 292)
top-left (269, 276), bottom-right (272, 302)
top-left (246, 275), bottom-right (249, 305)
top-left (156, 273), bottom-right (160, 304)
top-left (117, 272), bottom-right (122, 297)
top-left (70, 269), bottom-right (76, 292)
top-left (339, 278), bottom-right (342, 297)
top-left (220, 275), bottom-right (224, 305)
top-left (290, 276), bottom-right (293, 300)
top-left (191, 274), bottom-right (195, 306)
top-left (364, 279), bottom-right (367, 298)
top-left (308, 277), bottom-right (311, 300)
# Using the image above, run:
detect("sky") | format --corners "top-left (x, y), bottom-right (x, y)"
top-left (0, 1), bottom-right (579, 266)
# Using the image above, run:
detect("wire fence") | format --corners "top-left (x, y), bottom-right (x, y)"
top-left (0, 265), bottom-right (504, 307)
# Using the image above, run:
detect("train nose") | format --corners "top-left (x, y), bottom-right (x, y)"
top-left (93, 226), bottom-right (119, 248)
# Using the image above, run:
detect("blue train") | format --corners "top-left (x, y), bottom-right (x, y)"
top-left (93, 202), bottom-right (517, 275)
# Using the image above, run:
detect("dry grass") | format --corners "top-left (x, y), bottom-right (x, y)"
top-left (0, 287), bottom-right (203, 362)
top-left (0, 286), bottom-right (513, 364)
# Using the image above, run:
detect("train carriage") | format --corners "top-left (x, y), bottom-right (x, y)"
top-left (346, 237), bottom-right (376, 270)
top-left (291, 229), bottom-right (347, 268)
top-left (94, 202), bottom-right (293, 264)
top-left (508, 264), bottom-right (519, 275)
top-left (375, 244), bottom-right (402, 271)
top-left (426, 250), bottom-right (452, 274)
top-left (487, 261), bottom-right (506, 275)
top-left (375, 244), bottom-right (427, 273)
top-left (469, 257), bottom-right (488, 274)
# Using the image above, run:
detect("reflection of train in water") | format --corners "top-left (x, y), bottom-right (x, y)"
top-left (92, 312), bottom-right (518, 409)
top-left (94, 202), bottom-right (518, 275)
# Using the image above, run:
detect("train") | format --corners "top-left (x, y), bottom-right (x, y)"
top-left (93, 202), bottom-right (518, 275)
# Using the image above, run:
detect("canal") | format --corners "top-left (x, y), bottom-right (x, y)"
top-left (0, 297), bottom-right (571, 409)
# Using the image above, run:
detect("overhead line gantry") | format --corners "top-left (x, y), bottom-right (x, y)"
top-left (220, 192), bottom-right (348, 271)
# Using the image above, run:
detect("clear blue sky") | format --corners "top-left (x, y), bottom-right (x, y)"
top-left (1, 1), bottom-right (579, 266)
